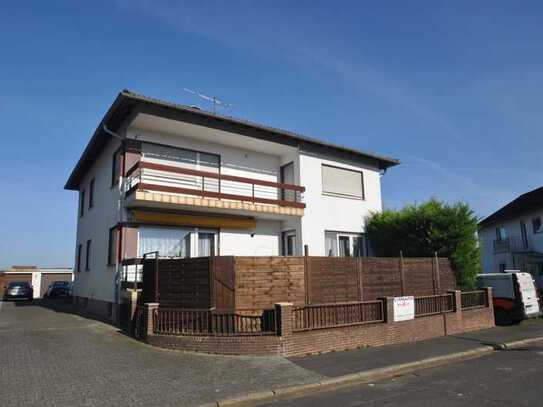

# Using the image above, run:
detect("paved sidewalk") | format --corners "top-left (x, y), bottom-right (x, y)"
top-left (287, 319), bottom-right (543, 378)
top-left (2, 300), bottom-right (543, 407)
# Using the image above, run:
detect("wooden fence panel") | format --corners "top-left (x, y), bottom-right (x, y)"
top-left (360, 258), bottom-right (403, 300)
top-left (306, 257), bottom-right (359, 304)
top-left (234, 257), bottom-right (306, 309)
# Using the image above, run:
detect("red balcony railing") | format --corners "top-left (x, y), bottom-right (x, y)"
top-left (125, 161), bottom-right (305, 209)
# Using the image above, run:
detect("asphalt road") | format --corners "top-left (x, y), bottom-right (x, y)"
top-left (258, 341), bottom-right (543, 407)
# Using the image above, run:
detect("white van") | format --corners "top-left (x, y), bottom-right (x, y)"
top-left (477, 271), bottom-right (540, 325)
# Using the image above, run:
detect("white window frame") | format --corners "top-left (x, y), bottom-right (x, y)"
top-left (325, 231), bottom-right (366, 257)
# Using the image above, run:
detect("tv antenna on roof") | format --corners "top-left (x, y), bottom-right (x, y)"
top-left (184, 88), bottom-right (233, 115)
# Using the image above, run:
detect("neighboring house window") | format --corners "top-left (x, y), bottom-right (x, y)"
top-left (89, 178), bottom-right (95, 209)
top-left (79, 189), bottom-right (85, 217)
top-left (499, 263), bottom-right (507, 273)
top-left (107, 226), bottom-right (117, 266)
top-left (85, 239), bottom-right (92, 271)
top-left (321, 165), bottom-right (364, 199)
top-left (325, 231), bottom-right (366, 257)
top-left (532, 217), bottom-right (542, 234)
top-left (495, 226), bottom-right (507, 241)
top-left (76, 244), bottom-right (82, 272)
top-left (111, 148), bottom-right (122, 188)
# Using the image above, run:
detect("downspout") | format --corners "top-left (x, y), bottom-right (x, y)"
top-left (103, 125), bottom-right (125, 320)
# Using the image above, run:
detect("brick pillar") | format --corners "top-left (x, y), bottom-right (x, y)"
top-left (144, 302), bottom-right (159, 338)
top-left (484, 287), bottom-right (493, 307)
top-left (445, 290), bottom-right (463, 335)
top-left (275, 302), bottom-right (293, 356)
top-left (451, 290), bottom-right (462, 314)
top-left (380, 297), bottom-right (394, 324)
top-left (484, 287), bottom-right (495, 322)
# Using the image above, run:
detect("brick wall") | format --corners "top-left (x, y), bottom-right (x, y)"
top-left (141, 290), bottom-right (495, 356)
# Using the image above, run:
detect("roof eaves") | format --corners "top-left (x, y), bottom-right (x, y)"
top-left (120, 90), bottom-right (401, 168)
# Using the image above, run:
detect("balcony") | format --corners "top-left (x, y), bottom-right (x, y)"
top-left (124, 161), bottom-right (305, 217)
top-left (493, 236), bottom-right (531, 254)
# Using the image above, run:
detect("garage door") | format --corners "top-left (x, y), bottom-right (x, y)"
top-left (0, 274), bottom-right (32, 291)
top-left (40, 273), bottom-right (73, 298)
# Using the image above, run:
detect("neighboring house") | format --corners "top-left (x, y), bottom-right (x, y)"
top-left (478, 186), bottom-right (543, 288)
top-left (0, 266), bottom-right (73, 298)
top-left (64, 90), bottom-right (399, 319)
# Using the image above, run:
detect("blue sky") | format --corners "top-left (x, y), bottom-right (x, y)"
top-left (1, 1), bottom-right (542, 267)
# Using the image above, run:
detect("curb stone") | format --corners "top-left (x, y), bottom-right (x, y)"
top-left (203, 335), bottom-right (543, 407)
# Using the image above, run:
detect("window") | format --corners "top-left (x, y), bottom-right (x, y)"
top-left (338, 236), bottom-right (351, 257)
top-left (79, 190), bottom-right (85, 217)
top-left (111, 148), bottom-right (122, 188)
top-left (322, 165), bottom-right (364, 199)
top-left (138, 226), bottom-right (218, 258)
top-left (532, 217), bottom-right (542, 234)
top-left (107, 227), bottom-right (117, 266)
top-left (76, 244), bottom-right (82, 272)
top-left (88, 178), bottom-right (95, 209)
top-left (495, 226), bottom-right (507, 241)
top-left (85, 239), bottom-right (92, 271)
top-left (325, 232), bottom-right (337, 256)
top-left (198, 232), bottom-right (216, 257)
top-left (325, 231), bottom-right (367, 257)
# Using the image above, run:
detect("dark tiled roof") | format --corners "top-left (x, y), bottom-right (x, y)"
top-left (64, 89), bottom-right (400, 190)
top-left (478, 186), bottom-right (543, 228)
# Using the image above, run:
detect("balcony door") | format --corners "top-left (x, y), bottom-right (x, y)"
top-left (282, 230), bottom-right (297, 256)
top-left (280, 162), bottom-right (295, 202)
top-left (142, 142), bottom-right (220, 193)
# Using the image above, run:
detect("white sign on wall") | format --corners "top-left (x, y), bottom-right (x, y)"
top-left (393, 296), bottom-right (415, 322)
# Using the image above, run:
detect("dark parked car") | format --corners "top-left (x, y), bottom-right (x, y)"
top-left (3, 281), bottom-right (33, 301)
top-left (44, 281), bottom-right (71, 299)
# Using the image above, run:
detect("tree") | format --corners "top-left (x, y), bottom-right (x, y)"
top-left (365, 199), bottom-right (481, 289)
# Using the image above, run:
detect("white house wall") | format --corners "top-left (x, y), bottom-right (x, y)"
top-left (73, 137), bottom-right (123, 304)
top-left (298, 152), bottom-right (383, 256)
top-left (220, 220), bottom-right (281, 256)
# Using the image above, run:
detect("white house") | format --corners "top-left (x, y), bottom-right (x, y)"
top-left (478, 186), bottom-right (543, 287)
top-left (64, 90), bottom-right (399, 319)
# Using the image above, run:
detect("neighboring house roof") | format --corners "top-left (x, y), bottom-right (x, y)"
top-left (64, 89), bottom-right (400, 190)
top-left (478, 186), bottom-right (543, 228)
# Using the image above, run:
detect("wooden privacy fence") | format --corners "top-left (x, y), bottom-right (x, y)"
top-left (414, 293), bottom-right (455, 317)
top-left (152, 307), bottom-right (277, 336)
top-left (461, 291), bottom-right (488, 309)
top-left (292, 300), bottom-right (385, 332)
top-left (138, 255), bottom-right (458, 311)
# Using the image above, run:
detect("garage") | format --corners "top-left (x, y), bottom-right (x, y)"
top-left (0, 273), bottom-right (32, 291)
top-left (40, 273), bottom-right (73, 297)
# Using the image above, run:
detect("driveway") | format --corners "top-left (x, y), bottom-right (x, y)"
top-left (0, 300), bottom-right (321, 407)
